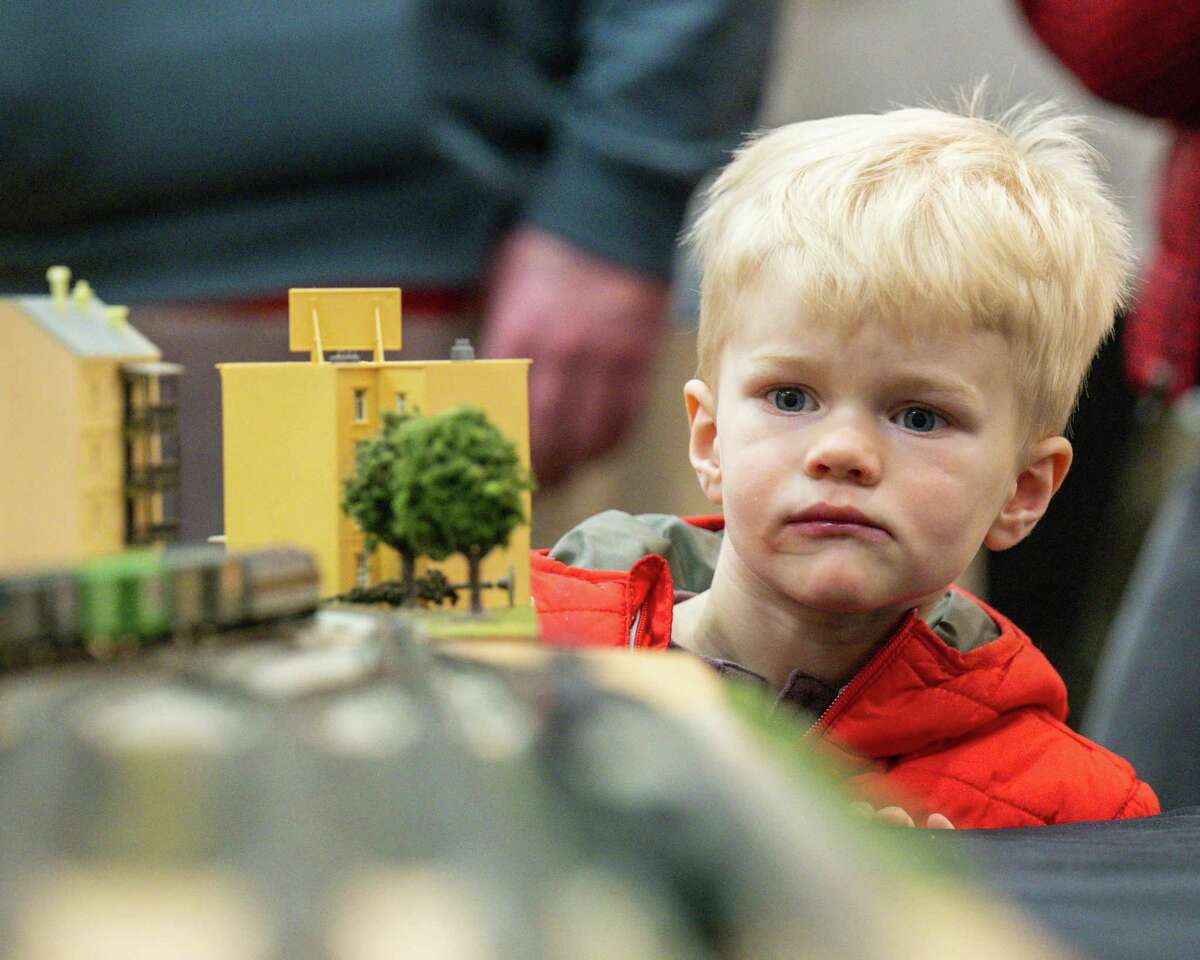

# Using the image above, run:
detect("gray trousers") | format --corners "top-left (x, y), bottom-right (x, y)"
top-left (1084, 467), bottom-right (1200, 811)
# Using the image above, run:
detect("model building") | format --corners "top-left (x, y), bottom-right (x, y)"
top-left (219, 287), bottom-right (531, 605)
top-left (1, 267), bottom-right (181, 571)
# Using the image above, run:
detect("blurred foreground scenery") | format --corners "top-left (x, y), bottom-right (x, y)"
top-left (0, 604), bottom-right (1073, 960)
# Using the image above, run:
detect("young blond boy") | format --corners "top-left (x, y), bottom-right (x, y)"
top-left (531, 99), bottom-right (1159, 829)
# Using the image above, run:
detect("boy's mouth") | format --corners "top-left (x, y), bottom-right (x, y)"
top-left (786, 504), bottom-right (890, 542)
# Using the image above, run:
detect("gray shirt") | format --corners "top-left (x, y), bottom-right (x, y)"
top-left (0, 1), bottom-right (778, 300)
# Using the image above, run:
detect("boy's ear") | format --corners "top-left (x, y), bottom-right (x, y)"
top-left (984, 436), bottom-right (1073, 551)
top-left (684, 379), bottom-right (723, 505)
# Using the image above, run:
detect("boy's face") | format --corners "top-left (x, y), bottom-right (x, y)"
top-left (687, 279), bottom-right (1069, 618)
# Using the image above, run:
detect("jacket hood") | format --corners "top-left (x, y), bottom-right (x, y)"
top-left (548, 510), bottom-right (723, 594)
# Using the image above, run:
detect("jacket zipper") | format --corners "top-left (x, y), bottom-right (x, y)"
top-left (808, 685), bottom-right (848, 735)
top-left (628, 596), bottom-right (652, 649)
top-left (805, 625), bottom-right (910, 737)
top-left (628, 556), bottom-right (668, 649)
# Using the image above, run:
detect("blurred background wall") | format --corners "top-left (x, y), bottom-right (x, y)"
top-left (761, 1), bottom-right (1163, 252)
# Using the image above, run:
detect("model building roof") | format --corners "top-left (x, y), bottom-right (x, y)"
top-left (14, 296), bottom-right (159, 359)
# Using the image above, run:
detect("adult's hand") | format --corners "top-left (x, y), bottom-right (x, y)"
top-left (481, 226), bottom-right (671, 488)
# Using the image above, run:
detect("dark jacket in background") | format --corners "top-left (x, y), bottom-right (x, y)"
top-left (0, 1), bottom-right (777, 300)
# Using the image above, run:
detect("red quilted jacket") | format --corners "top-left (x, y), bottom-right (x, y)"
top-left (532, 516), bottom-right (1160, 829)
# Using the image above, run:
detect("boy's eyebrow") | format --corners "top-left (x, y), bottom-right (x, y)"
top-left (883, 372), bottom-right (985, 406)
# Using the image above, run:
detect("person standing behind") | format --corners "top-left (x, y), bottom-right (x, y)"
top-left (0, 1), bottom-right (780, 542)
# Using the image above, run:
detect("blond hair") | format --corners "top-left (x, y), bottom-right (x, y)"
top-left (686, 94), bottom-right (1132, 439)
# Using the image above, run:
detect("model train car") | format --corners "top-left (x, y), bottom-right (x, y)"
top-left (0, 546), bottom-right (319, 666)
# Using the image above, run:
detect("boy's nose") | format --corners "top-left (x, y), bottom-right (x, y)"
top-left (803, 421), bottom-right (881, 485)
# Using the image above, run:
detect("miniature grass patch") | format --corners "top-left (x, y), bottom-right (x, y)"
top-left (413, 603), bottom-right (538, 641)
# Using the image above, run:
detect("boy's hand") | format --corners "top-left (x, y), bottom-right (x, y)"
top-left (851, 802), bottom-right (955, 830)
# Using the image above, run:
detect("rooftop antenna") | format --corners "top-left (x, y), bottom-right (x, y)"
top-left (46, 265), bottom-right (71, 310)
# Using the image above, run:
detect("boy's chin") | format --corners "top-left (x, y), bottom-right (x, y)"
top-left (783, 578), bottom-right (889, 616)
top-left (780, 571), bottom-right (924, 618)
top-left (795, 595), bottom-right (888, 617)
top-left (787, 580), bottom-right (949, 620)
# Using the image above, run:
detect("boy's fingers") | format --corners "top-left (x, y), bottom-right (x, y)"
top-left (875, 806), bottom-right (916, 828)
top-left (849, 802), bottom-right (949, 830)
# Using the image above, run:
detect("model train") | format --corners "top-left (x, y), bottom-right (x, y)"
top-left (0, 546), bottom-right (319, 667)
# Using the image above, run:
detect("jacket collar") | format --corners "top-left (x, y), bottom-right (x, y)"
top-left (817, 601), bottom-right (1068, 761)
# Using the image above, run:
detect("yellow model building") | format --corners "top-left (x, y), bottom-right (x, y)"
top-left (219, 288), bottom-right (532, 606)
top-left (0, 267), bottom-right (182, 572)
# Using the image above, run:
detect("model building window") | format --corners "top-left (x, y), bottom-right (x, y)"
top-left (353, 388), bottom-right (368, 423)
top-left (395, 392), bottom-right (407, 414)
top-left (355, 552), bottom-right (368, 587)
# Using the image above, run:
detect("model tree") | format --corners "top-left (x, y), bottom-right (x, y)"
top-left (387, 405), bottom-right (531, 614)
top-left (341, 406), bottom-right (531, 613)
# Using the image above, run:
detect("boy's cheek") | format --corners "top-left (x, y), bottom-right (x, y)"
top-left (720, 474), bottom-right (776, 537)
top-left (906, 489), bottom-right (974, 536)
top-left (722, 457), bottom-right (783, 514)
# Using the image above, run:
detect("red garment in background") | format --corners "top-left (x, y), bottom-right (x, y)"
top-left (1018, 0), bottom-right (1200, 399)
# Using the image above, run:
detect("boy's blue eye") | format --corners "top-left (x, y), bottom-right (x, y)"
top-left (768, 387), bottom-right (811, 412)
top-left (898, 407), bottom-right (943, 432)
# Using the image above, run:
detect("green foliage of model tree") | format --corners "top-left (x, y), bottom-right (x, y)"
top-left (388, 406), bottom-right (532, 613)
top-left (341, 406), bottom-right (531, 613)
top-left (341, 411), bottom-right (420, 600)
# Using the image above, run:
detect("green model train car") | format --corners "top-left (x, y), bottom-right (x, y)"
top-left (77, 550), bottom-right (171, 645)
